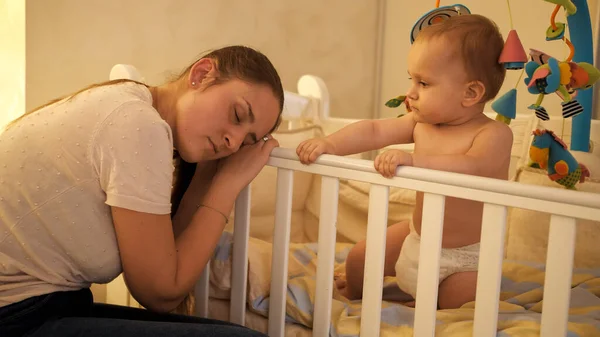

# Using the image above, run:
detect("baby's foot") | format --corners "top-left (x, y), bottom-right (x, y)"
top-left (334, 273), bottom-right (352, 299)
top-left (402, 300), bottom-right (415, 308)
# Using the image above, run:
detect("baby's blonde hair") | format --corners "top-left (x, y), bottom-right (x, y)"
top-left (415, 14), bottom-right (506, 102)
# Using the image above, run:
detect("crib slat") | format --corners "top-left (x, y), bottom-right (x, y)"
top-left (360, 184), bottom-right (390, 337)
top-left (313, 176), bottom-right (340, 337)
top-left (268, 168), bottom-right (294, 337)
top-left (473, 203), bottom-right (508, 336)
top-left (413, 193), bottom-right (445, 337)
top-left (106, 274), bottom-right (129, 307)
top-left (540, 215), bottom-right (576, 337)
top-left (129, 293), bottom-right (140, 308)
top-left (194, 262), bottom-right (210, 318)
top-left (230, 185), bottom-right (251, 325)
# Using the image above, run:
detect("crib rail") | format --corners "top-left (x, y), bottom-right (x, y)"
top-left (195, 147), bottom-right (600, 337)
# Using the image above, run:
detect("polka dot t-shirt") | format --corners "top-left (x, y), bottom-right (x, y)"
top-left (0, 81), bottom-right (175, 307)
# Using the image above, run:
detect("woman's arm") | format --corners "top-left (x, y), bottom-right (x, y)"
top-left (171, 160), bottom-right (219, 238)
top-left (110, 136), bottom-right (278, 313)
top-left (111, 176), bottom-right (236, 313)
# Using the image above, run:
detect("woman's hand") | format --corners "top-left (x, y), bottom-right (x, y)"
top-left (213, 135), bottom-right (279, 191)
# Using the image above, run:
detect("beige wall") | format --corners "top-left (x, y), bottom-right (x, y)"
top-left (379, 0), bottom-right (599, 119)
top-left (3, 1), bottom-right (598, 127)
top-left (0, 0), bottom-right (26, 129)
top-left (25, 0), bottom-right (380, 119)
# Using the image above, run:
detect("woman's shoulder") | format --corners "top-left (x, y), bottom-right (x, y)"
top-left (88, 80), bottom-right (153, 108)
top-left (84, 80), bottom-right (165, 126)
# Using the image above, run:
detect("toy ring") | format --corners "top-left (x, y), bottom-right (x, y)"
top-left (410, 4), bottom-right (471, 44)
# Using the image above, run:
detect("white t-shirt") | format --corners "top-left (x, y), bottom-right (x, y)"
top-left (0, 81), bottom-right (175, 307)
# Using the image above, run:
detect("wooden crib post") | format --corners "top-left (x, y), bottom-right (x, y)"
top-left (268, 168), bottom-right (294, 337)
top-left (540, 215), bottom-right (577, 337)
top-left (194, 262), bottom-right (210, 318)
top-left (230, 184), bottom-right (252, 325)
top-left (413, 193), bottom-right (445, 337)
top-left (312, 176), bottom-right (340, 337)
top-left (473, 203), bottom-right (508, 336)
top-left (359, 184), bottom-right (390, 337)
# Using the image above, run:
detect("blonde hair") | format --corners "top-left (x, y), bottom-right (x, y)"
top-left (415, 14), bottom-right (506, 102)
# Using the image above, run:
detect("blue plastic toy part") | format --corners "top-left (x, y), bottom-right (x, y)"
top-left (409, 4), bottom-right (471, 44)
top-left (523, 58), bottom-right (561, 94)
top-left (545, 58), bottom-right (562, 93)
top-left (492, 89), bottom-right (517, 119)
top-left (504, 62), bottom-right (525, 70)
top-left (568, 0), bottom-right (593, 152)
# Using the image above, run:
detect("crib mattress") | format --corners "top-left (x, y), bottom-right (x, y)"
top-left (208, 298), bottom-right (312, 337)
top-left (209, 232), bottom-right (600, 336)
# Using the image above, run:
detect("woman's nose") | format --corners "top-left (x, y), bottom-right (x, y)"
top-left (224, 131), bottom-right (243, 151)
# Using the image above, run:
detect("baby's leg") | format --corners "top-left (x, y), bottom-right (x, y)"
top-left (437, 271), bottom-right (478, 309)
top-left (337, 220), bottom-right (410, 300)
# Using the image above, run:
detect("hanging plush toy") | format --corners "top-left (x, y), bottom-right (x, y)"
top-left (523, 53), bottom-right (600, 121)
top-left (529, 129), bottom-right (590, 189)
top-left (523, 0), bottom-right (600, 121)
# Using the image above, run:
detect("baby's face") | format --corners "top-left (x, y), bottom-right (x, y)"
top-left (405, 38), bottom-right (471, 125)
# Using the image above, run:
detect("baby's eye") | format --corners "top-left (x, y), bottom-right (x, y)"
top-left (419, 81), bottom-right (428, 87)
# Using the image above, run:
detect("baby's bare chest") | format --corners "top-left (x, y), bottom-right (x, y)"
top-left (413, 124), bottom-right (479, 155)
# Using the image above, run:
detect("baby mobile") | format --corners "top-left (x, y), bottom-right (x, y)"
top-left (492, 0), bottom-right (600, 125)
top-left (385, 0), bottom-right (598, 190)
top-left (492, 0), bottom-right (598, 190)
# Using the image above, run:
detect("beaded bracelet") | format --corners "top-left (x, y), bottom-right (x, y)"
top-left (197, 204), bottom-right (229, 224)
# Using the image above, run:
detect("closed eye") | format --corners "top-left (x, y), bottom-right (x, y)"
top-left (235, 99), bottom-right (258, 145)
top-left (234, 109), bottom-right (241, 124)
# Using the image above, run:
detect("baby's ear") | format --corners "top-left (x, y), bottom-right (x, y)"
top-left (462, 80), bottom-right (486, 107)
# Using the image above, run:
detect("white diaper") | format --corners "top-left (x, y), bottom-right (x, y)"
top-left (394, 231), bottom-right (480, 299)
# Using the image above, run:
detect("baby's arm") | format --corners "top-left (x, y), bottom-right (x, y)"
top-left (330, 114), bottom-right (416, 154)
top-left (411, 123), bottom-right (513, 178)
top-left (297, 114), bottom-right (416, 164)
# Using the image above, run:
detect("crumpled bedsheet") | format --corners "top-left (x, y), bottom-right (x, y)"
top-left (207, 232), bottom-right (600, 336)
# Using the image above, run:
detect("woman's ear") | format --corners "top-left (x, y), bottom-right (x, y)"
top-left (462, 80), bottom-right (486, 107)
top-left (188, 58), bottom-right (218, 89)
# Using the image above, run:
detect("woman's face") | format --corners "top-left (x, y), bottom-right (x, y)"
top-left (173, 60), bottom-right (281, 163)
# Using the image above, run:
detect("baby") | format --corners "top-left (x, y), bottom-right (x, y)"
top-left (296, 14), bottom-right (513, 309)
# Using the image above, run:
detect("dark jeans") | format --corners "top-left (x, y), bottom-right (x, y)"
top-left (0, 288), bottom-right (267, 337)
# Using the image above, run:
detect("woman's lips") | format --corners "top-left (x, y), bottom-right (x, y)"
top-left (208, 137), bottom-right (217, 153)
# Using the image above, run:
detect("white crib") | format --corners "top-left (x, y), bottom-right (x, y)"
top-left (106, 65), bottom-right (600, 337)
